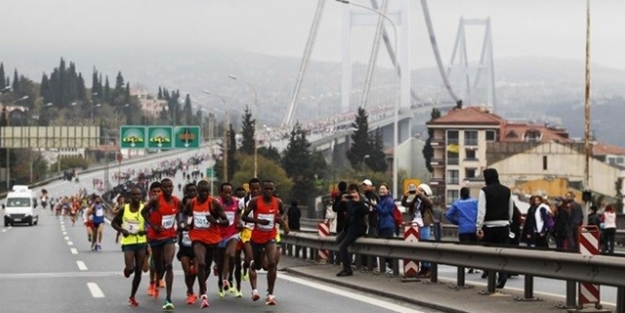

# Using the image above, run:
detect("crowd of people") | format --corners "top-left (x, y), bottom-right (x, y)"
top-left (323, 168), bottom-right (620, 291)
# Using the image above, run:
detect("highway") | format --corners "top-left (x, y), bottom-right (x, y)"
top-left (0, 150), bottom-right (438, 313)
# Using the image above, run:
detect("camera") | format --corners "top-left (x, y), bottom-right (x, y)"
top-left (346, 195), bottom-right (354, 200)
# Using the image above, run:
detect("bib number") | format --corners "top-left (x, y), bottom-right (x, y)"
top-left (161, 214), bottom-right (176, 229)
top-left (124, 220), bottom-right (140, 234)
top-left (257, 213), bottom-right (275, 231)
top-left (193, 212), bottom-right (210, 229)
top-left (95, 208), bottom-right (104, 217)
top-left (225, 211), bottom-right (235, 226)
top-left (181, 231), bottom-right (192, 246)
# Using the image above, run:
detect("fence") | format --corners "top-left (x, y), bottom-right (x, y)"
top-left (281, 232), bottom-right (625, 312)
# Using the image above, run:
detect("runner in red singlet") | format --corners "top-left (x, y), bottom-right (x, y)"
top-left (215, 182), bottom-right (242, 297)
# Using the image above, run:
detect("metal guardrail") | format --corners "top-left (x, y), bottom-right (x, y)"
top-left (282, 232), bottom-right (625, 311)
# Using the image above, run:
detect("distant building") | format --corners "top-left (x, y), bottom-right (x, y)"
top-left (130, 89), bottom-right (166, 118)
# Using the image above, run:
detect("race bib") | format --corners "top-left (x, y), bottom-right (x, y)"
top-left (181, 231), bottom-right (192, 247)
top-left (225, 211), bottom-right (235, 226)
top-left (95, 208), bottom-right (104, 217)
top-left (193, 212), bottom-right (210, 229)
top-left (124, 220), bottom-right (140, 234)
top-left (257, 213), bottom-right (275, 231)
top-left (161, 214), bottom-right (176, 229)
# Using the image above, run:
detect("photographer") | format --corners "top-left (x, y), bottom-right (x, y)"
top-left (335, 184), bottom-right (369, 277)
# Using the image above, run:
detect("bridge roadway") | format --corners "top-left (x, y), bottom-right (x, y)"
top-left (0, 152), bottom-right (437, 313)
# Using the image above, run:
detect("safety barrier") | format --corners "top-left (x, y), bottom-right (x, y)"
top-left (282, 232), bottom-right (625, 312)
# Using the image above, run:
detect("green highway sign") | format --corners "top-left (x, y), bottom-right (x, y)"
top-left (206, 167), bottom-right (215, 178)
top-left (174, 126), bottom-right (201, 148)
top-left (120, 126), bottom-right (146, 149)
top-left (147, 126), bottom-right (174, 149)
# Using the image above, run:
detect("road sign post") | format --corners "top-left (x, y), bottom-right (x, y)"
top-left (147, 126), bottom-right (174, 150)
top-left (174, 126), bottom-right (201, 148)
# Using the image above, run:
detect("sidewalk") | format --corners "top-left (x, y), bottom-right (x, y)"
top-left (279, 257), bottom-right (614, 313)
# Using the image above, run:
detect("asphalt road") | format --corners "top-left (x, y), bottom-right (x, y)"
top-left (0, 150), bottom-right (438, 313)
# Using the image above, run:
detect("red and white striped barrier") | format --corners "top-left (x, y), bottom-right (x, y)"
top-left (403, 223), bottom-right (420, 278)
top-left (578, 225), bottom-right (601, 307)
top-left (317, 221), bottom-right (330, 263)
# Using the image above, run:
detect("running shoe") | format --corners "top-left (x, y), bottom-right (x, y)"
top-left (162, 300), bottom-right (175, 311)
top-left (128, 297), bottom-right (139, 307)
top-left (96, 244), bottom-right (101, 251)
top-left (153, 285), bottom-right (160, 298)
top-left (266, 294), bottom-right (277, 306)
top-left (222, 279), bottom-right (230, 291)
top-left (385, 268), bottom-right (394, 276)
top-left (147, 283), bottom-right (155, 296)
top-left (235, 289), bottom-right (243, 298)
top-left (229, 286), bottom-right (236, 294)
top-left (200, 295), bottom-right (209, 309)
top-left (218, 288), bottom-right (225, 298)
top-left (186, 293), bottom-right (197, 305)
top-left (251, 289), bottom-right (260, 302)
top-left (242, 270), bottom-right (249, 281)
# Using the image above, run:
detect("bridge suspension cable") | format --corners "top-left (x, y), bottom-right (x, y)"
top-left (283, 0), bottom-right (326, 128)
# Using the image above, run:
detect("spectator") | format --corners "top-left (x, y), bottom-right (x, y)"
top-left (553, 197), bottom-right (573, 251)
top-left (361, 179), bottom-right (379, 272)
top-left (565, 191), bottom-right (584, 251)
top-left (325, 194), bottom-right (337, 234)
top-left (374, 182), bottom-right (396, 275)
top-left (335, 184), bottom-right (369, 277)
top-left (475, 168), bottom-right (512, 289)
top-left (403, 183), bottom-right (434, 278)
top-left (532, 196), bottom-right (553, 249)
top-left (601, 204), bottom-right (617, 254)
top-left (332, 181), bottom-right (348, 233)
top-left (287, 201), bottom-right (301, 231)
top-left (445, 187), bottom-right (478, 273)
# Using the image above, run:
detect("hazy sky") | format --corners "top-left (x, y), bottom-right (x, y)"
top-left (2, 0), bottom-right (624, 75)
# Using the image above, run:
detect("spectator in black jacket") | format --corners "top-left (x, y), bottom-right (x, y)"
top-left (336, 184), bottom-right (369, 277)
top-left (332, 181), bottom-right (348, 233)
top-left (287, 201), bottom-right (301, 231)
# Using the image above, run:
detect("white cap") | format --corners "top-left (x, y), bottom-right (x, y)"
top-left (362, 179), bottom-right (373, 186)
top-left (418, 183), bottom-right (432, 197)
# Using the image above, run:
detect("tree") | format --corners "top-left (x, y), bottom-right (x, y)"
top-left (0, 63), bottom-right (5, 89)
top-left (232, 154), bottom-right (293, 199)
top-left (183, 94), bottom-right (193, 125)
top-left (423, 107), bottom-right (441, 173)
top-left (40, 74), bottom-right (51, 104)
top-left (103, 76), bottom-right (111, 103)
top-left (346, 107), bottom-right (371, 170)
top-left (258, 146), bottom-right (281, 163)
top-left (12, 69), bottom-right (20, 95)
top-left (367, 127), bottom-right (388, 172)
top-left (239, 106), bottom-right (255, 155)
top-left (282, 123), bottom-right (315, 205)
top-left (158, 86), bottom-right (163, 99)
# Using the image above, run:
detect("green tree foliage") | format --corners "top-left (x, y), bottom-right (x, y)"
top-left (239, 106), bottom-right (255, 155)
top-left (12, 69), bottom-right (20, 95)
top-left (282, 123), bottom-right (315, 205)
top-left (367, 127), bottom-right (388, 172)
top-left (0, 63), bottom-right (5, 89)
top-left (51, 155), bottom-right (90, 172)
top-left (103, 76), bottom-right (111, 103)
top-left (422, 108), bottom-right (441, 173)
top-left (40, 59), bottom-right (88, 108)
top-left (183, 94), bottom-right (193, 125)
top-left (232, 153), bottom-right (293, 199)
top-left (258, 146), bottom-right (281, 163)
top-left (346, 107), bottom-right (371, 170)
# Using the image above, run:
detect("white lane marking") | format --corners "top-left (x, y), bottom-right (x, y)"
top-left (62, 231), bottom-right (67, 235)
top-left (87, 282), bottom-right (105, 298)
top-left (64, 236), bottom-right (69, 240)
top-left (1, 229), bottom-right (6, 233)
top-left (280, 273), bottom-right (427, 313)
top-left (70, 248), bottom-right (78, 255)
top-left (67, 241), bottom-right (74, 246)
top-left (77, 261), bottom-right (88, 271)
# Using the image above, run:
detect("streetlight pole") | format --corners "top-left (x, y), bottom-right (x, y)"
top-left (363, 154), bottom-right (370, 177)
top-left (337, 0), bottom-right (400, 196)
top-left (583, 0), bottom-right (591, 224)
top-left (228, 74), bottom-right (259, 178)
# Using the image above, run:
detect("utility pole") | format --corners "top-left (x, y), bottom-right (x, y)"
top-left (582, 0), bottom-right (591, 225)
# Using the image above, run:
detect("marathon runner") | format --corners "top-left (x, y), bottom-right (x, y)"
top-left (111, 187), bottom-right (147, 307)
top-left (216, 182), bottom-right (242, 298)
top-left (178, 182), bottom-right (198, 305)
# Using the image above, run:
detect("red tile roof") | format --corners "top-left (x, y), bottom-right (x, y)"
top-left (593, 142), bottom-right (625, 156)
top-left (427, 106), bottom-right (504, 126)
top-left (500, 123), bottom-right (572, 143)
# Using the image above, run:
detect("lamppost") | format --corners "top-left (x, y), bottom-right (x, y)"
top-left (228, 74), bottom-right (259, 178)
top-left (336, 0), bottom-right (400, 196)
top-left (363, 154), bottom-right (370, 177)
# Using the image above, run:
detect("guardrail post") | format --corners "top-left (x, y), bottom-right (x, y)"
top-left (524, 275), bottom-right (534, 299)
top-left (430, 262), bottom-right (438, 283)
top-left (617, 286), bottom-right (625, 313)
top-left (457, 266), bottom-right (466, 287)
top-left (487, 271), bottom-right (497, 293)
top-left (566, 280), bottom-right (576, 308)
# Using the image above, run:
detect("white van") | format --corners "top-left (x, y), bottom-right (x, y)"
top-left (2, 185), bottom-right (38, 227)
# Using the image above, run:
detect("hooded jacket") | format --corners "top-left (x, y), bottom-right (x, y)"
top-left (476, 168), bottom-right (513, 230)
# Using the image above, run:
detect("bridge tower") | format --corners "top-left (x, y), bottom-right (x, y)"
top-left (340, 0), bottom-right (412, 112)
top-left (445, 17), bottom-right (496, 110)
